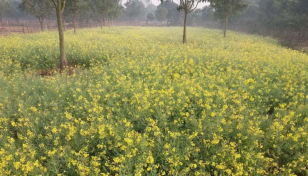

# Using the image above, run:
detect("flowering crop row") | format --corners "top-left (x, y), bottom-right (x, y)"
top-left (0, 27), bottom-right (308, 175)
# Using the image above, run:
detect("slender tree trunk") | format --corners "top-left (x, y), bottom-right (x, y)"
top-left (103, 17), bottom-right (106, 26)
top-left (183, 11), bottom-right (188, 44)
top-left (146, 19), bottom-right (148, 25)
top-left (56, 3), bottom-right (67, 71)
top-left (73, 11), bottom-right (77, 34)
top-left (100, 17), bottom-right (103, 29)
top-left (223, 17), bottom-right (228, 38)
top-left (39, 18), bottom-right (44, 31)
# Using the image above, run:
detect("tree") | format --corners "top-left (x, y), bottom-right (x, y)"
top-left (125, 0), bottom-right (145, 23)
top-left (146, 12), bottom-right (155, 25)
top-left (233, 0), bottom-right (259, 25)
top-left (209, 0), bottom-right (247, 37)
top-left (0, 0), bottom-right (9, 23)
top-left (155, 6), bottom-right (168, 25)
top-left (66, 0), bottom-right (89, 33)
top-left (158, 0), bottom-right (181, 25)
top-left (160, 0), bottom-right (207, 44)
top-left (51, 0), bottom-right (68, 71)
top-left (92, 0), bottom-right (121, 28)
top-left (6, 0), bottom-right (23, 23)
top-left (145, 3), bottom-right (156, 14)
top-left (20, 0), bottom-right (53, 31)
top-left (107, 4), bottom-right (123, 26)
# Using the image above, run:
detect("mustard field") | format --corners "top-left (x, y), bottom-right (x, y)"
top-left (0, 27), bottom-right (308, 175)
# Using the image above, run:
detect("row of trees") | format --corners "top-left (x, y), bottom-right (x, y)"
top-left (1, 0), bottom-right (249, 70)
top-left (234, 0), bottom-right (308, 28)
top-left (2, 0), bottom-right (308, 70)
top-left (18, 0), bottom-right (122, 33)
top-left (157, 0), bottom-right (247, 42)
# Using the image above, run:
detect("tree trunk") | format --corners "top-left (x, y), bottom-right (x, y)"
top-left (63, 16), bottom-right (66, 31)
top-left (39, 19), bottom-right (44, 31)
top-left (73, 11), bottom-right (77, 34)
top-left (100, 17), bottom-right (103, 29)
top-left (183, 11), bottom-right (188, 44)
top-left (223, 17), bottom-right (228, 38)
top-left (146, 19), bottom-right (148, 25)
top-left (56, 3), bottom-right (67, 71)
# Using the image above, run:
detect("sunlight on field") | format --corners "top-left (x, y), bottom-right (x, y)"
top-left (0, 27), bottom-right (308, 175)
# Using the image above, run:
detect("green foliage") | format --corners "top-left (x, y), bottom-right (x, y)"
top-left (210, 0), bottom-right (248, 20)
top-left (124, 0), bottom-right (145, 20)
top-left (0, 0), bottom-right (10, 21)
top-left (258, 0), bottom-right (308, 28)
top-left (155, 6), bottom-right (168, 22)
top-left (157, 0), bottom-right (181, 25)
top-left (92, 0), bottom-right (121, 20)
top-left (65, 0), bottom-right (89, 16)
top-left (190, 6), bottom-right (214, 25)
top-left (230, 0), bottom-right (308, 28)
top-left (146, 12), bottom-right (155, 21)
top-left (5, 0), bottom-right (25, 21)
top-left (19, 0), bottom-right (53, 23)
top-left (209, 0), bottom-right (247, 37)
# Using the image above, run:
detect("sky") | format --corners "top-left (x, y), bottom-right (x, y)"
top-left (122, 0), bottom-right (209, 9)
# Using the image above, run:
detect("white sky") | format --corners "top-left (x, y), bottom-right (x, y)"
top-left (122, 0), bottom-right (209, 9)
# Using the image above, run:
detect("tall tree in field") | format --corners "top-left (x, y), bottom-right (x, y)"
top-left (0, 0), bottom-right (9, 23)
top-left (209, 0), bottom-right (247, 37)
top-left (158, 0), bottom-right (181, 25)
top-left (51, 0), bottom-right (68, 71)
top-left (160, 0), bottom-right (207, 44)
top-left (92, 0), bottom-right (121, 28)
top-left (8, 0), bottom-right (24, 23)
top-left (20, 0), bottom-right (53, 31)
top-left (125, 0), bottom-right (145, 23)
top-left (146, 12), bottom-right (155, 25)
top-left (155, 6), bottom-right (168, 25)
top-left (107, 4), bottom-right (123, 26)
top-left (66, 0), bottom-right (89, 33)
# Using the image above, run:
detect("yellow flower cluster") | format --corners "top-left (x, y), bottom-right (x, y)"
top-left (0, 27), bottom-right (308, 175)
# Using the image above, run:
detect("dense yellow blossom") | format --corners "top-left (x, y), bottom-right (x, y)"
top-left (0, 27), bottom-right (308, 175)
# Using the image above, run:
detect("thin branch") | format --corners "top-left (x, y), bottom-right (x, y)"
top-left (188, 0), bottom-right (199, 13)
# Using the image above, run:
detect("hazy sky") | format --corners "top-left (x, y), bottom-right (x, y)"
top-left (122, 0), bottom-right (209, 8)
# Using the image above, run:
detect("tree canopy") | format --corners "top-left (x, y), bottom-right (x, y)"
top-left (124, 0), bottom-right (145, 21)
top-left (20, 0), bottom-right (54, 30)
top-left (209, 0), bottom-right (247, 37)
top-left (0, 0), bottom-right (10, 22)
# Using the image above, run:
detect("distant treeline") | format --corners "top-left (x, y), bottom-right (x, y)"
top-left (1, 0), bottom-right (306, 27)
top-left (1, 0), bottom-right (308, 39)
